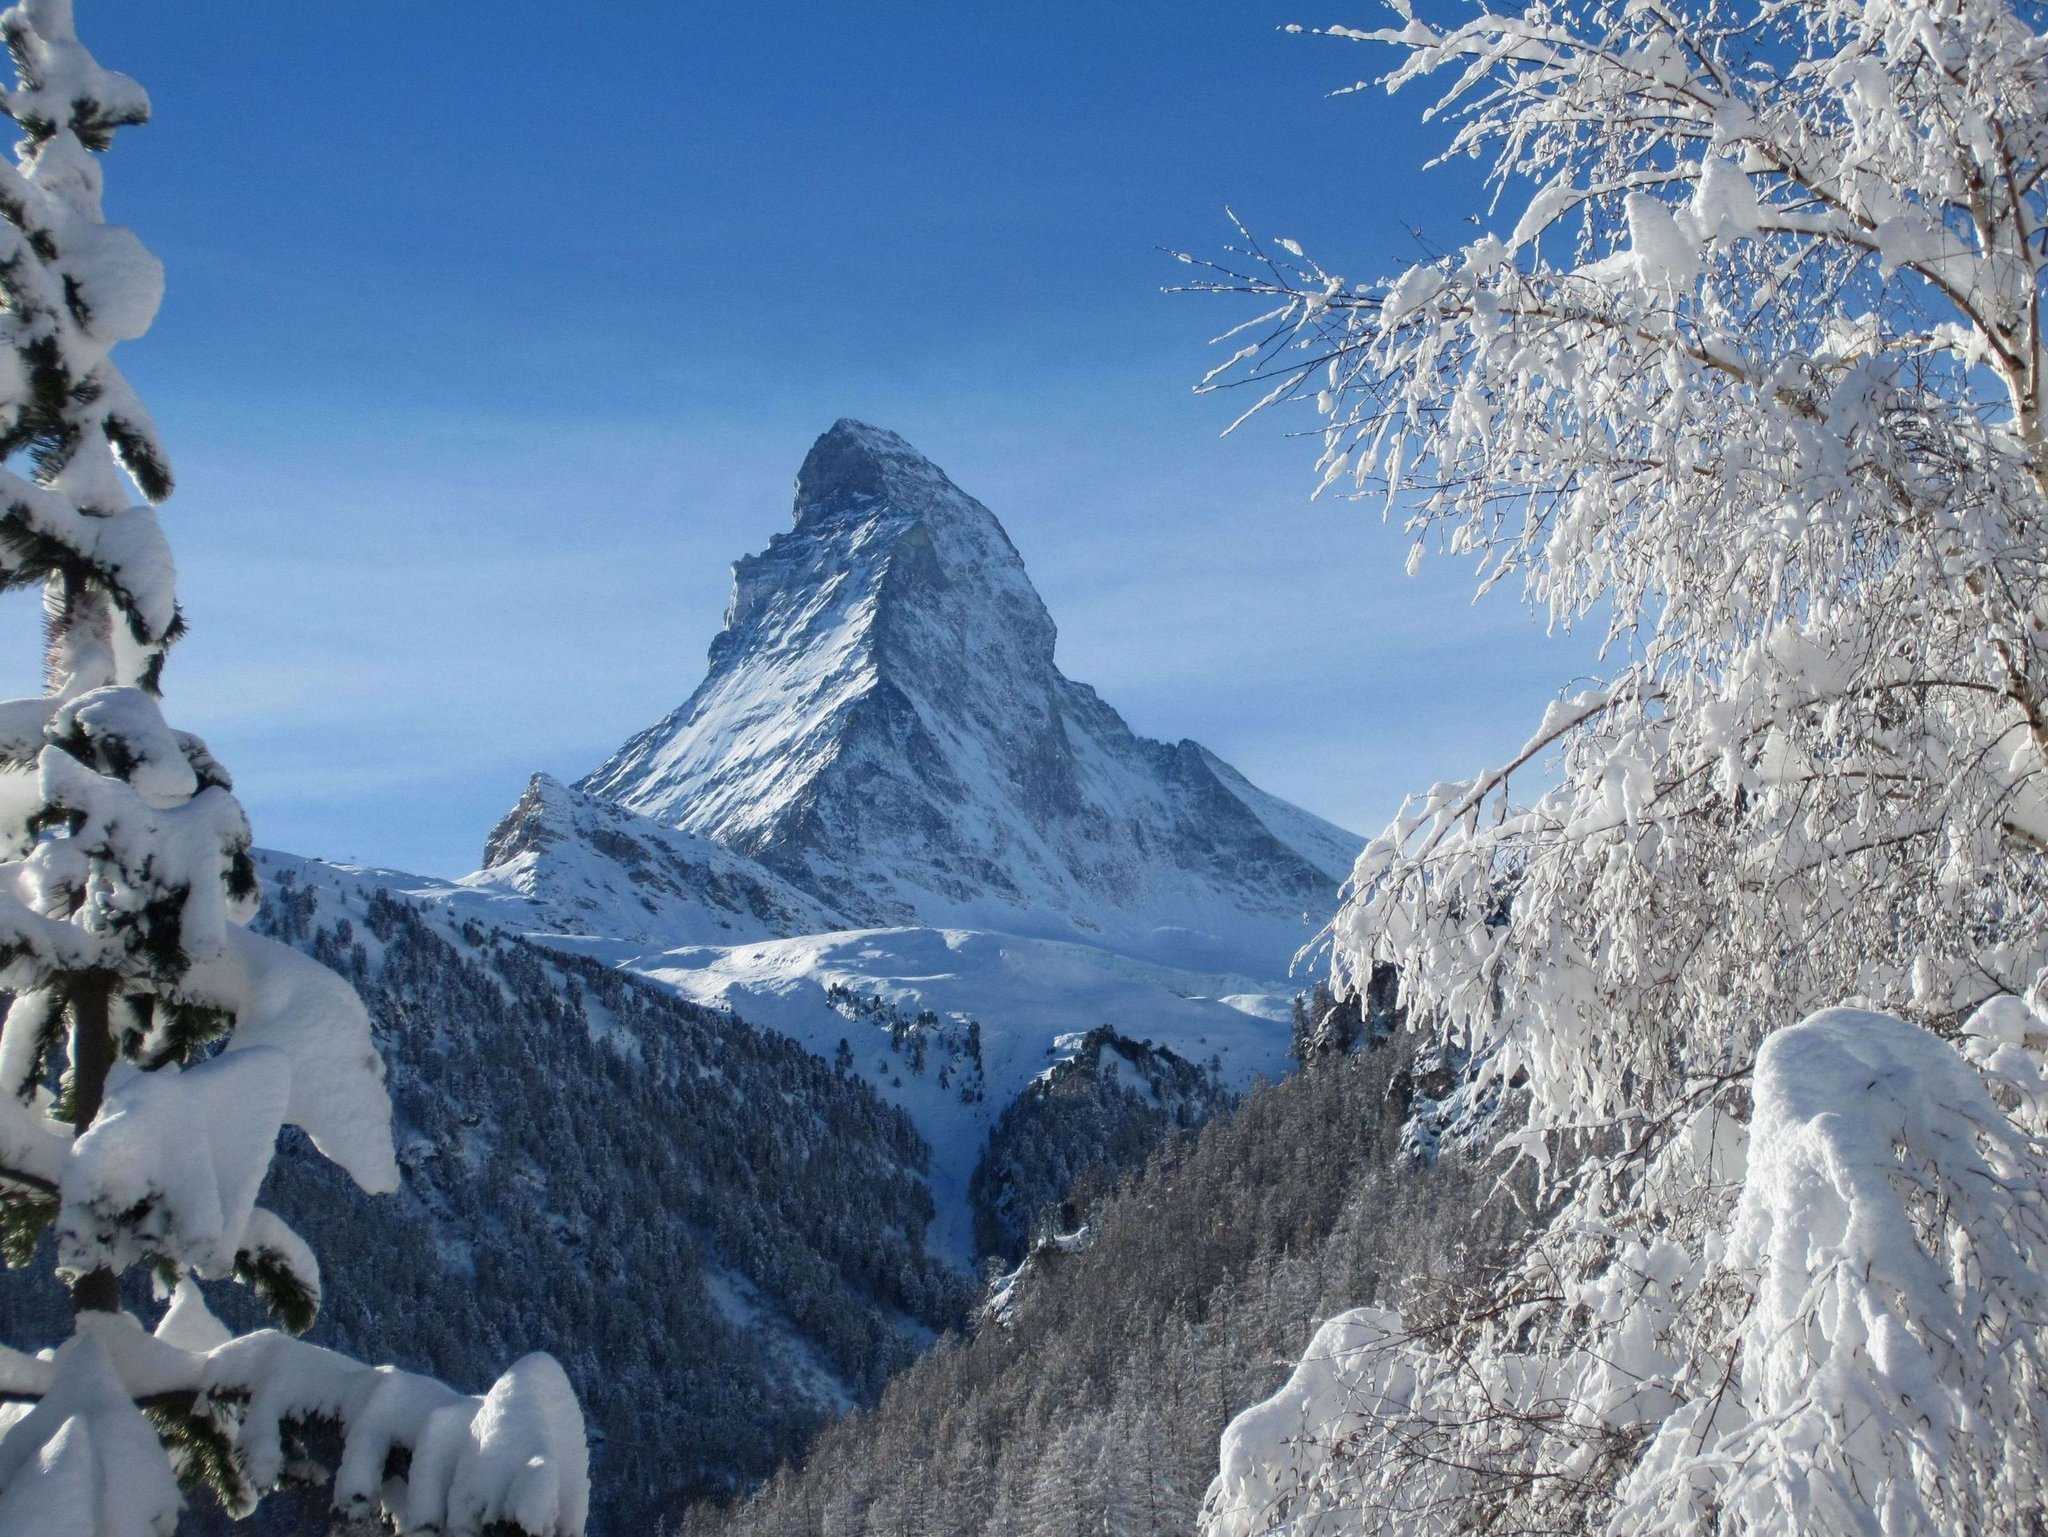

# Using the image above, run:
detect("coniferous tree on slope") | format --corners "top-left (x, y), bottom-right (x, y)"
top-left (0, 5), bottom-right (586, 1533)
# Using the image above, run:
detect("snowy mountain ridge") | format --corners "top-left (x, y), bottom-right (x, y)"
top-left (466, 772), bottom-right (849, 949)
top-left (573, 419), bottom-right (1361, 978)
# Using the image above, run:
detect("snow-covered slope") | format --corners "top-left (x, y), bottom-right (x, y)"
top-left (576, 419), bottom-right (1361, 977)
top-left (0, 851), bottom-right (968, 1535)
top-left (252, 843), bottom-right (1296, 1279)
top-left (630, 927), bottom-right (1294, 1266)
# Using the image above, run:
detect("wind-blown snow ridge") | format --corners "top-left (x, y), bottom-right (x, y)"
top-left (575, 419), bottom-right (1361, 977)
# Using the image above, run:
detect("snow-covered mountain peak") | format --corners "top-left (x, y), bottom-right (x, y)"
top-left (794, 419), bottom-right (988, 529)
top-left (477, 770), bottom-right (579, 869)
top-left (715, 418), bottom-right (1053, 670)
top-left (573, 422), bottom-right (1362, 976)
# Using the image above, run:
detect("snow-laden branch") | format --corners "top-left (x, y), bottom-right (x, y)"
top-left (1186, 0), bottom-right (2048, 1529)
top-left (1202, 1003), bottom-right (2048, 1537)
top-left (0, 1304), bottom-right (589, 1537)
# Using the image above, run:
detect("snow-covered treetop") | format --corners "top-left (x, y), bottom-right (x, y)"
top-left (1183, 0), bottom-right (2048, 1529)
top-left (1186, 0), bottom-right (2048, 1125)
top-left (0, 0), bottom-right (172, 695)
top-left (0, 6), bottom-right (586, 1532)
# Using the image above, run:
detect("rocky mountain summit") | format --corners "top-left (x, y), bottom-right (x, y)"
top-left (572, 419), bottom-right (1360, 976)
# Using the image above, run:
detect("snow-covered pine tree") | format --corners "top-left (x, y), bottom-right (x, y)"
top-left (0, 5), bottom-right (586, 1533)
top-left (1187, 0), bottom-right (2048, 1531)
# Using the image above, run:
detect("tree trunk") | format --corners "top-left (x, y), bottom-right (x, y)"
top-left (67, 970), bottom-right (120, 1316)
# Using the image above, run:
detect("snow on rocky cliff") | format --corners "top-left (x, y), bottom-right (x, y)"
top-left (464, 772), bottom-right (848, 949)
top-left (572, 419), bottom-right (1361, 978)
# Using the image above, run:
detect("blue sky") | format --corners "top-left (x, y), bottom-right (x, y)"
top-left (11, 2), bottom-right (1603, 876)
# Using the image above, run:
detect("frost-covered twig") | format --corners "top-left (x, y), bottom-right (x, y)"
top-left (1188, 0), bottom-right (2048, 1530)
